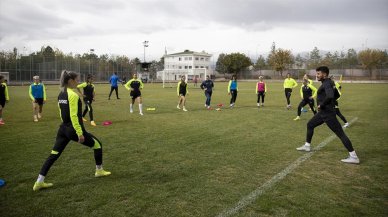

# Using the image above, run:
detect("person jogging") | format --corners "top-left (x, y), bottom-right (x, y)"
top-left (228, 75), bottom-right (238, 108)
top-left (331, 76), bottom-right (349, 128)
top-left (125, 73), bottom-right (144, 115)
top-left (256, 76), bottom-right (267, 107)
top-left (77, 74), bottom-right (96, 126)
top-left (296, 66), bottom-right (359, 164)
top-left (293, 79), bottom-right (317, 120)
top-left (200, 75), bottom-right (214, 110)
top-left (283, 73), bottom-right (298, 109)
top-left (29, 76), bottom-right (46, 122)
top-left (33, 70), bottom-right (111, 191)
top-left (177, 75), bottom-right (188, 112)
top-left (108, 72), bottom-right (120, 100)
top-left (0, 75), bottom-right (9, 125)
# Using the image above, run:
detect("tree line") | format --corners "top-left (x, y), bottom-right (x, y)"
top-left (0, 46), bottom-right (164, 82)
top-left (216, 42), bottom-right (388, 79)
top-left (1, 44), bottom-right (387, 81)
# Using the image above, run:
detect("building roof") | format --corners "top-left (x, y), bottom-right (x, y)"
top-left (166, 50), bottom-right (212, 57)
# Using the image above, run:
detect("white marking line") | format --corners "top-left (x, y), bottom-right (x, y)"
top-left (216, 117), bottom-right (358, 217)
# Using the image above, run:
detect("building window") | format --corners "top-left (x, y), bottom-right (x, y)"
top-left (184, 66), bottom-right (188, 69)
top-left (206, 66), bottom-right (209, 69)
top-left (200, 66), bottom-right (204, 68)
top-left (200, 57), bottom-right (204, 61)
top-left (195, 66), bottom-right (199, 68)
top-left (179, 66), bottom-right (182, 69)
top-left (189, 57), bottom-right (192, 60)
top-left (189, 66), bottom-right (192, 69)
top-left (206, 58), bottom-right (209, 61)
top-left (195, 57), bottom-right (199, 60)
top-left (179, 57), bottom-right (181, 61)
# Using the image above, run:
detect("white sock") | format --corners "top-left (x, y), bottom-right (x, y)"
top-left (305, 142), bottom-right (311, 147)
top-left (349, 151), bottom-right (358, 158)
top-left (96, 165), bottom-right (102, 170)
top-left (130, 104), bottom-right (133, 110)
top-left (37, 174), bottom-right (45, 183)
top-left (139, 104), bottom-right (143, 113)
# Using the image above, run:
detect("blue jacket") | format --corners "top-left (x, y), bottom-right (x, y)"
top-left (109, 74), bottom-right (119, 87)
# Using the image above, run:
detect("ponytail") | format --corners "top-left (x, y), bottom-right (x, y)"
top-left (60, 70), bottom-right (79, 91)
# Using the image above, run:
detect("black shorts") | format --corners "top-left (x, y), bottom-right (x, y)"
top-left (130, 90), bottom-right (141, 99)
top-left (34, 98), bottom-right (44, 105)
top-left (0, 99), bottom-right (5, 108)
top-left (179, 92), bottom-right (186, 97)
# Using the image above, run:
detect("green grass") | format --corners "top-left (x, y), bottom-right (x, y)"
top-left (1, 81), bottom-right (387, 217)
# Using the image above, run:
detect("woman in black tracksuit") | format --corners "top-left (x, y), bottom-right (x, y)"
top-left (33, 70), bottom-right (111, 191)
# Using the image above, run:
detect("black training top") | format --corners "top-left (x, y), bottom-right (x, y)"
top-left (58, 88), bottom-right (85, 136)
top-left (317, 78), bottom-right (335, 112)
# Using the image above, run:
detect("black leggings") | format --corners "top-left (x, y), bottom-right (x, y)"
top-left (109, 86), bottom-right (119, 99)
top-left (285, 88), bottom-right (292, 105)
top-left (257, 91), bottom-right (265, 103)
top-left (335, 101), bottom-right (348, 123)
top-left (83, 99), bottom-right (93, 121)
top-left (230, 90), bottom-right (238, 104)
top-left (297, 99), bottom-right (316, 116)
top-left (39, 124), bottom-right (103, 176)
top-left (306, 111), bottom-right (354, 152)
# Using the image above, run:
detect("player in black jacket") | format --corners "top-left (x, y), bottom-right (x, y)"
top-left (296, 66), bottom-right (359, 164)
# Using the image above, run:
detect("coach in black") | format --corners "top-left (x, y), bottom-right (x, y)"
top-left (296, 66), bottom-right (359, 164)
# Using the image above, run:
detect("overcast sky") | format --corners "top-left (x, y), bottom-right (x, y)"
top-left (0, 0), bottom-right (387, 61)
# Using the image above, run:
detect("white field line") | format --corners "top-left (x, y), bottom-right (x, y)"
top-left (216, 117), bottom-right (359, 217)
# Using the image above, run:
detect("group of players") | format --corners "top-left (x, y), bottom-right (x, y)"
top-left (0, 65), bottom-right (360, 192)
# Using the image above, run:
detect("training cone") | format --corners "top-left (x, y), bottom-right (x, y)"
top-left (102, 121), bottom-right (112, 126)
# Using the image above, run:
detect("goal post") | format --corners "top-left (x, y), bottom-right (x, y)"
top-left (160, 68), bottom-right (207, 88)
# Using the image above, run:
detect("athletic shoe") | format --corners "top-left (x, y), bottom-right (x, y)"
top-left (139, 112), bottom-right (144, 116)
top-left (261, 103), bottom-right (264, 107)
top-left (38, 113), bottom-right (42, 119)
top-left (90, 121), bottom-right (97, 126)
top-left (33, 181), bottom-right (53, 191)
top-left (343, 123), bottom-right (349, 128)
top-left (130, 109), bottom-right (133, 113)
top-left (207, 106), bottom-right (212, 110)
top-left (95, 169), bottom-right (111, 177)
top-left (0, 120), bottom-right (4, 125)
top-left (34, 116), bottom-right (38, 122)
top-left (293, 116), bottom-right (300, 121)
top-left (183, 107), bottom-right (188, 112)
top-left (296, 145), bottom-right (311, 152)
top-left (204, 104), bottom-right (207, 107)
top-left (287, 105), bottom-right (291, 110)
top-left (82, 117), bottom-right (87, 122)
top-left (257, 103), bottom-right (260, 107)
top-left (177, 105), bottom-right (181, 109)
top-left (341, 156), bottom-right (360, 164)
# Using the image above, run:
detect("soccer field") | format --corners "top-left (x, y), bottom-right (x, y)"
top-left (1, 81), bottom-right (387, 217)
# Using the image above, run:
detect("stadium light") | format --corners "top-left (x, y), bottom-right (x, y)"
top-left (143, 41), bottom-right (149, 62)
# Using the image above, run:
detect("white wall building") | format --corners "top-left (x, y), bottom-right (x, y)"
top-left (157, 50), bottom-right (212, 81)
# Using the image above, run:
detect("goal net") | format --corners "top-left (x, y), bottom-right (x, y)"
top-left (158, 68), bottom-right (208, 88)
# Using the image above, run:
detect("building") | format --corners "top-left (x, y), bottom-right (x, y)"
top-left (157, 50), bottom-right (212, 81)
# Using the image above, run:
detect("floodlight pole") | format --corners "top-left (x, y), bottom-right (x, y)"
top-left (143, 41), bottom-right (149, 62)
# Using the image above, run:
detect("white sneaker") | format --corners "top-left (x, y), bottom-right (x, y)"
top-left (33, 116), bottom-right (38, 122)
top-left (343, 123), bottom-right (349, 128)
top-left (38, 113), bottom-right (42, 119)
top-left (183, 107), bottom-right (188, 112)
top-left (341, 156), bottom-right (360, 164)
top-left (296, 145), bottom-right (311, 152)
top-left (130, 109), bottom-right (133, 113)
top-left (177, 105), bottom-right (181, 109)
top-left (257, 103), bottom-right (260, 107)
top-left (139, 112), bottom-right (144, 116)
